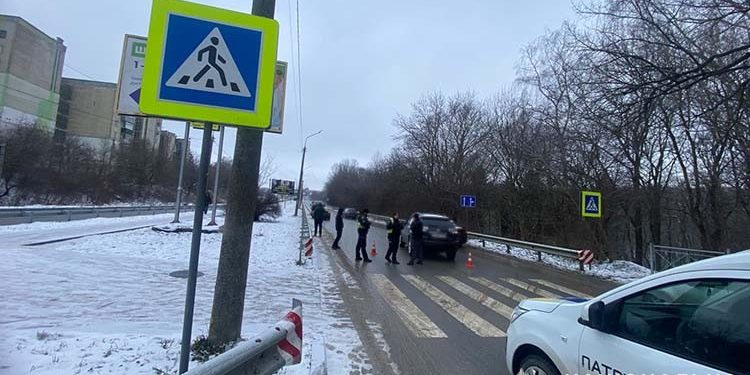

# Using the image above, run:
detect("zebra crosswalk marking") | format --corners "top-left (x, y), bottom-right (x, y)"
top-left (371, 274), bottom-right (447, 338)
top-left (506, 278), bottom-right (561, 299)
top-left (437, 276), bottom-right (514, 318)
top-left (470, 277), bottom-right (532, 303)
top-left (531, 279), bottom-right (593, 298)
top-left (403, 275), bottom-right (506, 337)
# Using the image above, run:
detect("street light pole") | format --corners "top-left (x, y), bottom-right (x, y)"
top-left (208, 125), bottom-right (225, 226)
top-left (172, 122), bottom-right (190, 223)
top-left (294, 130), bottom-right (322, 216)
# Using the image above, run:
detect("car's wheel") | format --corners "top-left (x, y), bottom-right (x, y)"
top-left (518, 355), bottom-right (560, 375)
top-left (446, 247), bottom-right (457, 262)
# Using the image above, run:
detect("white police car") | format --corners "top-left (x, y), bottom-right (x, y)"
top-left (506, 251), bottom-right (749, 375)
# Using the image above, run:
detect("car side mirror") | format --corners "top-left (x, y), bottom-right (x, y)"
top-left (579, 301), bottom-right (614, 333)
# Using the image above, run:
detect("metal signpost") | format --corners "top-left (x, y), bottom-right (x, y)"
top-left (208, 125), bottom-right (225, 226)
top-left (581, 191), bottom-right (602, 218)
top-left (139, 0), bottom-right (279, 372)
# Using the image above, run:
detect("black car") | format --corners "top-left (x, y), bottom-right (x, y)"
top-left (342, 208), bottom-right (359, 219)
top-left (404, 213), bottom-right (463, 261)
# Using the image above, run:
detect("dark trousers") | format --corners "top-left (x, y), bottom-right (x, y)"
top-left (355, 234), bottom-right (369, 260)
top-left (409, 238), bottom-right (423, 262)
top-left (332, 229), bottom-right (342, 248)
top-left (386, 237), bottom-right (399, 261)
top-left (314, 220), bottom-right (323, 236)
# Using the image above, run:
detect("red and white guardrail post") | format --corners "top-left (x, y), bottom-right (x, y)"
top-left (277, 298), bottom-right (303, 365)
top-left (577, 249), bottom-right (594, 270)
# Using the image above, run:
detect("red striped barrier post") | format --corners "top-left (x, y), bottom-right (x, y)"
top-left (277, 299), bottom-right (303, 365)
top-left (304, 238), bottom-right (313, 257)
top-left (577, 249), bottom-right (594, 271)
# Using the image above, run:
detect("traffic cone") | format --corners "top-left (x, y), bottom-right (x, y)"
top-left (370, 242), bottom-right (377, 257)
top-left (466, 252), bottom-right (474, 269)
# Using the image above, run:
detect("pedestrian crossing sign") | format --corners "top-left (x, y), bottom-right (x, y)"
top-left (581, 191), bottom-right (602, 218)
top-left (140, 0), bottom-right (279, 128)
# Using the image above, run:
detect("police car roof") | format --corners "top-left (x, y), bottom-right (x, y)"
top-left (596, 250), bottom-right (750, 301)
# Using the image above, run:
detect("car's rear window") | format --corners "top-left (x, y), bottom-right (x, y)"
top-left (422, 218), bottom-right (455, 229)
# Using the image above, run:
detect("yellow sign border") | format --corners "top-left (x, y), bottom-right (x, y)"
top-left (140, 0), bottom-right (279, 128)
top-left (581, 191), bottom-right (602, 218)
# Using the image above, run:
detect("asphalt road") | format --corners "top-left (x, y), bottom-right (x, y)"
top-left (319, 217), bottom-right (619, 375)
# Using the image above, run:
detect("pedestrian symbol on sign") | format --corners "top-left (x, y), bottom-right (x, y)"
top-left (165, 27), bottom-right (251, 97)
top-left (585, 196), bottom-right (598, 213)
top-left (581, 191), bottom-right (602, 218)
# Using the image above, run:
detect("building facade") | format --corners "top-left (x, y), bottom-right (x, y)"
top-left (56, 77), bottom-right (120, 150)
top-left (0, 15), bottom-right (66, 131)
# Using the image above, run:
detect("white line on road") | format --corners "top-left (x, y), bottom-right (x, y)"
top-left (531, 279), bottom-right (593, 298)
top-left (437, 276), bottom-right (514, 319)
top-left (505, 278), bottom-right (561, 299)
top-left (403, 275), bottom-right (506, 338)
top-left (370, 274), bottom-right (447, 338)
top-left (469, 277), bottom-right (532, 303)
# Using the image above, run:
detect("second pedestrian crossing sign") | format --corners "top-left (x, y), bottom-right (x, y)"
top-left (140, 0), bottom-right (279, 128)
top-left (581, 191), bottom-right (602, 218)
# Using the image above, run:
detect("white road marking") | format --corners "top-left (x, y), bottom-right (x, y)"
top-left (403, 275), bottom-right (506, 337)
top-left (505, 278), bottom-right (561, 298)
top-left (469, 277), bottom-right (532, 303)
top-left (531, 279), bottom-right (594, 298)
top-left (437, 276), bottom-right (514, 318)
top-left (370, 274), bottom-right (447, 338)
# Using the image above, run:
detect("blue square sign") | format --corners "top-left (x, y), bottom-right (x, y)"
top-left (159, 14), bottom-right (262, 112)
top-left (460, 195), bottom-right (476, 208)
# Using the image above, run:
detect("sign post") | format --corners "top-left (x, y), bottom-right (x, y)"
top-left (139, 0), bottom-right (279, 372)
top-left (581, 191), bottom-right (602, 218)
top-left (208, 125), bottom-right (225, 226)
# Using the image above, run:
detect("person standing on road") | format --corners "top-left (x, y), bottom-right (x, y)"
top-left (332, 208), bottom-right (344, 249)
top-left (385, 213), bottom-right (403, 264)
top-left (407, 213), bottom-right (424, 266)
top-left (355, 209), bottom-right (372, 263)
top-left (312, 203), bottom-right (326, 237)
top-left (203, 190), bottom-right (213, 214)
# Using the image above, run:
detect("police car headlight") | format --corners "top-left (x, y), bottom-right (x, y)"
top-left (423, 226), bottom-right (430, 231)
top-left (510, 306), bottom-right (529, 323)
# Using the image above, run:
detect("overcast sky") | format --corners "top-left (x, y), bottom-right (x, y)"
top-left (2, 0), bottom-right (577, 190)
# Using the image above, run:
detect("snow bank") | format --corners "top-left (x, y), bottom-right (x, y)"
top-left (0, 205), bottom-right (367, 374)
top-left (467, 239), bottom-right (652, 284)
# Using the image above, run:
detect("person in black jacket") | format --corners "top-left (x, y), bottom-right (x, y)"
top-left (312, 203), bottom-right (326, 237)
top-left (332, 208), bottom-right (344, 249)
top-left (407, 213), bottom-right (424, 266)
top-left (355, 209), bottom-right (372, 263)
top-left (385, 213), bottom-right (403, 264)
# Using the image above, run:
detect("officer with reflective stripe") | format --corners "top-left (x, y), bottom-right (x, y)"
top-left (385, 213), bottom-right (403, 264)
top-left (355, 209), bottom-right (372, 263)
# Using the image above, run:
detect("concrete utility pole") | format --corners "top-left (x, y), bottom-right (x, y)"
top-left (208, 125), bottom-right (225, 226)
top-left (207, 0), bottom-right (275, 346)
top-left (294, 130), bottom-right (322, 216)
top-left (172, 122), bottom-right (191, 223)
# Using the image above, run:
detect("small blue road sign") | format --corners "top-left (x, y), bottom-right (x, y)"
top-left (460, 195), bottom-right (477, 208)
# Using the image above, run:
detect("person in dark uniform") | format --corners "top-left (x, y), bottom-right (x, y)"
top-left (204, 190), bottom-right (213, 214)
top-left (355, 209), bottom-right (372, 263)
top-left (332, 208), bottom-right (344, 249)
top-left (312, 203), bottom-right (326, 237)
top-left (407, 213), bottom-right (424, 266)
top-left (385, 213), bottom-right (403, 264)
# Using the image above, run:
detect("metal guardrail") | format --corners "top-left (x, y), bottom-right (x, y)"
top-left (367, 211), bottom-right (590, 270)
top-left (0, 204), bottom-right (226, 225)
top-left (647, 243), bottom-right (728, 273)
top-left (184, 299), bottom-right (303, 375)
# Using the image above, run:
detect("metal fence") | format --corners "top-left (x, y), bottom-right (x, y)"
top-left (0, 204), bottom-right (229, 226)
top-left (647, 243), bottom-right (728, 273)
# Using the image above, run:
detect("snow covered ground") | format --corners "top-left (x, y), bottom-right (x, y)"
top-left (467, 239), bottom-right (652, 284)
top-left (0, 205), bottom-right (369, 374)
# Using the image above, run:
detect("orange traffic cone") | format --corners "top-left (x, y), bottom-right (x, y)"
top-left (370, 242), bottom-right (377, 257)
top-left (466, 252), bottom-right (474, 269)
